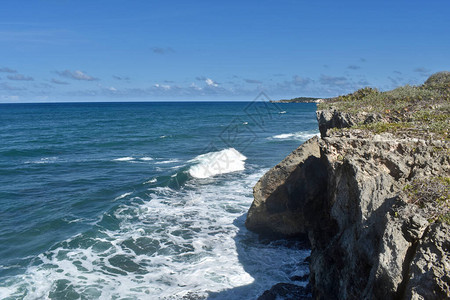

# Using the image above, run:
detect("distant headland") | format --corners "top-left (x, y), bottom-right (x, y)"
top-left (270, 96), bottom-right (328, 103)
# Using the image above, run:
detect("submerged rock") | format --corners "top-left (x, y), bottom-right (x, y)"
top-left (258, 283), bottom-right (312, 300)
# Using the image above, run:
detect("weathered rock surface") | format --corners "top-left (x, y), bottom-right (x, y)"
top-left (246, 108), bottom-right (450, 299)
top-left (316, 109), bottom-right (385, 137)
top-left (245, 136), bottom-right (327, 237)
top-left (311, 129), bottom-right (449, 300)
top-left (404, 222), bottom-right (450, 299)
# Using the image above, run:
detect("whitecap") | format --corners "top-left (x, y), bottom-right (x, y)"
top-left (114, 192), bottom-right (133, 201)
top-left (279, 111), bottom-right (287, 114)
top-left (24, 157), bottom-right (58, 164)
top-left (155, 159), bottom-right (180, 165)
top-left (270, 131), bottom-right (319, 141)
top-left (188, 148), bottom-right (247, 179)
top-left (113, 157), bottom-right (135, 162)
top-left (144, 178), bottom-right (157, 184)
top-left (139, 157), bottom-right (154, 161)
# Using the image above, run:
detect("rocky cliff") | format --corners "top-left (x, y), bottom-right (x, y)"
top-left (246, 72), bottom-right (450, 299)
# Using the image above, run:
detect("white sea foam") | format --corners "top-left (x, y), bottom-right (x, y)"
top-left (113, 157), bottom-right (135, 162)
top-left (155, 159), bottom-right (180, 165)
top-left (188, 148), bottom-right (247, 179)
top-left (0, 170), bottom-right (309, 299)
top-left (270, 131), bottom-right (319, 141)
top-left (139, 157), bottom-right (153, 161)
top-left (24, 157), bottom-right (58, 164)
top-left (143, 178), bottom-right (157, 184)
top-left (113, 192), bottom-right (133, 201)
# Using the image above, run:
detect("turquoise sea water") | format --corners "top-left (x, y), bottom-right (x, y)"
top-left (0, 101), bottom-right (318, 299)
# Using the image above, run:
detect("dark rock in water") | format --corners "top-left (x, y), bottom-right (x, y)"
top-left (290, 274), bottom-right (309, 282)
top-left (181, 292), bottom-right (207, 299)
top-left (258, 283), bottom-right (312, 300)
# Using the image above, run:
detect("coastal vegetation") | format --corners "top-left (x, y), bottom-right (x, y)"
top-left (318, 71), bottom-right (450, 140)
top-left (317, 72), bottom-right (450, 224)
top-left (404, 176), bottom-right (450, 224)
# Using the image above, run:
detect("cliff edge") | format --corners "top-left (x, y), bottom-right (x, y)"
top-left (246, 72), bottom-right (450, 299)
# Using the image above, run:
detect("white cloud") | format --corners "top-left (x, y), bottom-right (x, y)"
top-left (154, 83), bottom-right (171, 90)
top-left (205, 78), bottom-right (218, 87)
top-left (57, 70), bottom-right (98, 81)
top-left (190, 83), bottom-right (202, 90)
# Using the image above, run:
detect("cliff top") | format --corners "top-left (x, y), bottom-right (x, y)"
top-left (318, 71), bottom-right (450, 140)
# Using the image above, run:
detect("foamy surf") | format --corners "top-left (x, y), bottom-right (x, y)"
top-left (140, 157), bottom-right (153, 161)
top-left (113, 192), bottom-right (133, 201)
top-left (113, 157), bottom-right (154, 162)
top-left (188, 148), bottom-right (247, 179)
top-left (155, 159), bottom-right (180, 165)
top-left (0, 170), bottom-right (309, 299)
top-left (270, 131), bottom-right (319, 141)
top-left (113, 157), bottom-right (135, 161)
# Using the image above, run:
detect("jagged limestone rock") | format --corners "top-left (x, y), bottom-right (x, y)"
top-left (245, 136), bottom-right (327, 237)
top-left (404, 222), bottom-right (450, 300)
top-left (246, 109), bottom-right (449, 299)
top-left (316, 109), bottom-right (385, 137)
top-left (310, 129), bottom-right (449, 300)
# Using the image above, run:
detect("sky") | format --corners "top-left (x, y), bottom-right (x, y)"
top-left (0, 0), bottom-right (449, 102)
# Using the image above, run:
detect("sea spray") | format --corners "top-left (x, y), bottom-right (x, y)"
top-left (188, 148), bottom-right (247, 179)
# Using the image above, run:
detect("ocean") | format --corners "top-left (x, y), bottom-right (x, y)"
top-left (0, 100), bottom-right (318, 299)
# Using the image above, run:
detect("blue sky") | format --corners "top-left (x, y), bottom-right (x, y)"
top-left (0, 0), bottom-right (449, 102)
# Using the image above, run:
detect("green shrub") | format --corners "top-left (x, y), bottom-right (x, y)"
top-left (405, 177), bottom-right (450, 224)
top-left (424, 71), bottom-right (450, 87)
top-left (319, 71), bottom-right (449, 138)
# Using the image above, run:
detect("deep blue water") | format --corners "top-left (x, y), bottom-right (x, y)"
top-left (0, 101), bottom-right (318, 299)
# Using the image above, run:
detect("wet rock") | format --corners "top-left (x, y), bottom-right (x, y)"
top-left (290, 274), bottom-right (309, 282)
top-left (258, 283), bottom-right (312, 300)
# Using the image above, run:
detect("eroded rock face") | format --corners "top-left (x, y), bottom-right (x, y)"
top-left (245, 136), bottom-right (327, 237)
top-left (311, 129), bottom-right (449, 300)
top-left (316, 109), bottom-right (385, 137)
top-left (246, 109), bottom-right (450, 299)
top-left (404, 222), bottom-right (450, 299)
